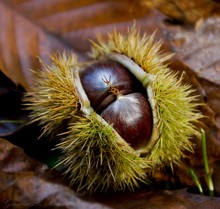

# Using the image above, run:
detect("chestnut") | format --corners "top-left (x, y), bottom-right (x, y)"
top-left (80, 60), bottom-right (153, 150)
top-left (26, 26), bottom-right (202, 193)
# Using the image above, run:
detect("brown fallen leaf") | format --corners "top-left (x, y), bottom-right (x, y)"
top-left (153, 0), bottom-right (220, 24)
top-left (1, 138), bottom-right (220, 209)
top-left (5, 0), bottom-right (158, 46)
top-left (0, 1), bottom-right (79, 90)
top-left (166, 16), bottom-right (220, 126)
top-left (167, 17), bottom-right (220, 85)
top-left (0, 138), bottom-right (112, 209)
top-left (0, 0), bottom-right (157, 90)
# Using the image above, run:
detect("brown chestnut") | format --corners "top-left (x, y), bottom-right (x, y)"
top-left (80, 60), bottom-right (153, 150)
top-left (25, 26), bottom-right (203, 193)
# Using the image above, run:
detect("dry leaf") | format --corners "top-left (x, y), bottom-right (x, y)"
top-left (168, 17), bottom-right (220, 85)
top-left (0, 1), bottom-right (79, 90)
top-left (153, 0), bottom-right (220, 24)
top-left (166, 16), bottom-right (220, 122)
top-left (0, 138), bottom-right (111, 209)
top-left (1, 138), bottom-right (220, 209)
top-left (0, 0), bottom-right (156, 90)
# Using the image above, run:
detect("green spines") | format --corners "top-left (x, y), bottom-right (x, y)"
top-left (147, 69), bottom-right (201, 166)
top-left (90, 26), bottom-right (172, 73)
top-left (25, 26), bottom-right (203, 193)
top-left (90, 26), bottom-right (203, 168)
top-left (24, 53), bottom-right (79, 137)
top-left (57, 114), bottom-right (150, 192)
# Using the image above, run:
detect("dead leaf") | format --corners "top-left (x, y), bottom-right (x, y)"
top-left (4, 0), bottom-right (155, 52)
top-left (1, 138), bottom-right (220, 209)
top-left (0, 1), bottom-right (79, 90)
top-left (0, 138), bottom-right (111, 209)
top-left (92, 188), bottom-right (220, 209)
top-left (153, 0), bottom-right (220, 24)
top-left (0, 0), bottom-right (157, 90)
top-left (165, 16), bottom-right (220, 125)
top-left (166, 16), bottom-right (220, 85)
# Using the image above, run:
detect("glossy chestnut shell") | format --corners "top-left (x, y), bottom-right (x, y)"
top-left (79, 60), bottom-right (153, 150)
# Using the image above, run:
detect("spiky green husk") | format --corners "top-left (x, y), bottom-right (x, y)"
top-left (90, 26), bottom-right (172, 71)
top-left (25, 26), bottom-right (203, 193)
top-left (57, 114), bottom-right (151, 192)
top-left (148, 70), bottom-right (201, 167)
top-left (90, 26), bottom-right (202, 168)
top-left (24, 53), bottom-right (79, 137)
top-left (25, 51), bottom-right (152, 193)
